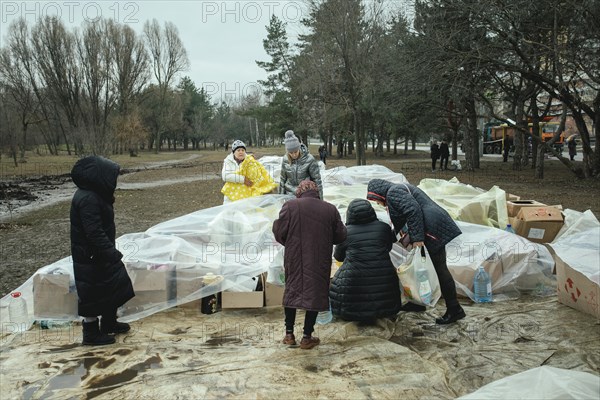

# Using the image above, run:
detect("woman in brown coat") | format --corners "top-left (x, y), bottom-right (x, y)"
top-left (272, 180), bottom-right (347, 349)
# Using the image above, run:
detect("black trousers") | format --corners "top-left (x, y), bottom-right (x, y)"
top-left (431, 158), bottom-right (438, 170)
top-left (285, 307), bottom-right (318, 337)
top-left (429, 248), bottom-right (460, 309)
top-left (440, 156), bottom-right (449, 170)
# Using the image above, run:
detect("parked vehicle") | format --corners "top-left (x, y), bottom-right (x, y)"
top-left (482, 120), bottom-right (564, 155)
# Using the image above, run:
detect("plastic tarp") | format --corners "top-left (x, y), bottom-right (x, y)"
top-left (418, 177), bottom-right (509, 228)
top-left (0, 165), bottom-right (575, 327)
top-left (458, 366), bottom-right (600, 399)
top-left (549, 209), bottom-right (600, 285)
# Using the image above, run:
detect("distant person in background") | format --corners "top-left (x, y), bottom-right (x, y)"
top-left (318, 145), bottom-right (328, 165)
top-left (568, 137), bottom-right (577, 161)
top-left (439, 140), bottom-right (450, 171)
top-left (430, 140), bottom-right (440, 171)
top-left (329, 199), bottom-right (401, 323)
top-left (272, 180), bottom-right (347, 349)
top-left (221, 140), bottom-right (252, 204)
top-left (279, 130), bottom-right (323, 199)
top-left (70, 156), bottom-right (135, 346)
top-left (503, 136), bottom-right (512, 162)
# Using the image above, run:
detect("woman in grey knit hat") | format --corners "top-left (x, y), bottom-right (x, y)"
top-left (279, 130), bottom-right (323, 199)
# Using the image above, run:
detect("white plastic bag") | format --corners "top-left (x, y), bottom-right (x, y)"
top-left (397, 247), bottom-right (441, 306)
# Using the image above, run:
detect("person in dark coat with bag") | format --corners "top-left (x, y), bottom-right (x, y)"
top-left (70, 156), bottom-right (135, 345)
top-left (366, 179), bottom-right (466, 324)
top-left (272, 180), bottom-right (347, 349)
top-left (329, 199), bottom-right (401, 322)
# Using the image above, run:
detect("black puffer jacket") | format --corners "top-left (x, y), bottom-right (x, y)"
top-left (366, 179), bottom-right (461, 254)
top-left (329, 199), bottom-right (401, 321)
top-left (70, 156), bottom-right (134, 316)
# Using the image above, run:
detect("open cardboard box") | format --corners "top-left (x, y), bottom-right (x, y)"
top-left (549, 248), bottom-right (600, 320)
top-left (512, 206), bottom-right (564, 244)
top-left (506, 200), bottom-right (546, 218)
top-left (221, 274), bottom-right (265, 309)
top-left (33, 273), bottom-right (78, 319)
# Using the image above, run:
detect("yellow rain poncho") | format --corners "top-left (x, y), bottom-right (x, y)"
top-left (221, 155), bottom-right (278, 201)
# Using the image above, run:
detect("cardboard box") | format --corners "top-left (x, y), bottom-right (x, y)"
top-left (33, 273), bottom-right (78, 319)
top-left (506, 193), bottom-right (521, 202)
top-left (175, 269), bottom-right (204, 309)
top-left (506, 200), bottom-right (546, 217)
top-left (221, 275), bottom-right (264, 309)
top-left (123, 267), bottom-right (169, 309)
top-left (265, 282), bottom-right (285, 307)
top-left (554, 252), bottom-right (600, 319)
top-left (512, 206), bottom-right (564, 244)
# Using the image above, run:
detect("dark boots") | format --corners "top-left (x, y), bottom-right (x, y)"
top-left (82, 320), bottom-right (116, 345)
top-left (435, 305), bottom-right (466, 325)
top-left (100, 314), bottom-right (131, 335)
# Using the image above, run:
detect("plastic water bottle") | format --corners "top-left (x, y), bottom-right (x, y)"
top-left (473, 266), bottom-right (492, 303)
top-left (505, 224), bottom-right (515, 234)
top-left (8, 292), bottom-right (29, 330)
top-left (316, 303), bottom-right (333, 325)
top-left (416, 267), bottom-right (432, 305)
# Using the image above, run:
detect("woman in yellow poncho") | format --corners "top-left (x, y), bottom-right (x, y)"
top-left (221, 140), bottom-right (277, 203)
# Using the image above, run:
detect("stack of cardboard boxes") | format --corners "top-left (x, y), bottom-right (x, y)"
top-left (506, 199), bottom-right (564, 244)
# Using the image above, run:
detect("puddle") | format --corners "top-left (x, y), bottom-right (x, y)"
top-left (27, 355), bottom-right (159, 399)
top-left (203, 336), bottom-right (243, 346)
top-left (45, 343), bottom-right (80, 353)
top-left (85, 354), bottom-right (162, 395)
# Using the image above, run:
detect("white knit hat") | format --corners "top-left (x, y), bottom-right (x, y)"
top-left (284, 130), bottom-right (300, 152)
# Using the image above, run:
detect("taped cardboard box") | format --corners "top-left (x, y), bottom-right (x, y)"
top-left (512, 207), bottom-right (564, 244)
top-left (507, 200), bottom-right (546, 218)
top-left (33, 273), bottom-right (78, 319)
top-left (221, 274), bottom-right (265, 309)
top-left (553, 251), bottom-right (600, 320)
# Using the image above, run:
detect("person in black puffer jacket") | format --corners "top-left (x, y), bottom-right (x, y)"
top-left (366, 179), bottom-right (466, 325)
top-left (329, 199), bottom-right (401, 322)
top-left (71, 156), bottom-right (135, 345)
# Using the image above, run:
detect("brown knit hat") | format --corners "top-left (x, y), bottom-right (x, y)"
top-left (295, 180), bottom-right (318, 197)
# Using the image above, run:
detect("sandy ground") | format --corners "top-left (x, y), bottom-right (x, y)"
top-left (0, 295), bottom-right (598, 399)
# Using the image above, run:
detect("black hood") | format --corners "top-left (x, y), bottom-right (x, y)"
top-left (345, 199), bottom-right (377, 225)
top-left (71, 156), bottom-right (120, 199)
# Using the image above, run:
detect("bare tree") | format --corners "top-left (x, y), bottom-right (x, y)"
top-left (143, 19), bottom-right (189, 153)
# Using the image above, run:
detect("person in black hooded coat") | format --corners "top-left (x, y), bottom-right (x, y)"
top-left (366, 178), bottom-right (466, 325)
top-left (70, 156), bottom-right (135, 345)
top-left (329, 199), bottom-right (401, 322)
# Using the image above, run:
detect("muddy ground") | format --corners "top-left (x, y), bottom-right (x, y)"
top-left (1, 147), bottom-right (599, 297)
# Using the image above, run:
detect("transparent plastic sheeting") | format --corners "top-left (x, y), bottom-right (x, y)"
top-left (0, 165), bottom-right (583, 329)
top-left (458, 366), bottom-right (600, 399)
top-left (549, 209), bottom-right (600, 285)
top-left (419, 177), bottom-right (509, 229)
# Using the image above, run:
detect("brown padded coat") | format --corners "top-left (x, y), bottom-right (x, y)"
top-left (272, 190), bottom-right (347, 311)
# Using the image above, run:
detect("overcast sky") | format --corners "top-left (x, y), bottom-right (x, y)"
top-left (0, 0), bottom-right (308, 104)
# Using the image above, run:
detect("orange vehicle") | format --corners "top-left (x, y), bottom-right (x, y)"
top-left (482, 121), bottom-right (564, 154)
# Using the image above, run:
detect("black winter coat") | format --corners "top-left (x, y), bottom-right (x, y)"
top-left (366, 179), bottom-right (461, 254)
top-left (329, 199), bottom-right (401, 321)
top-left (70, 156), bottom-right (134, 316)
